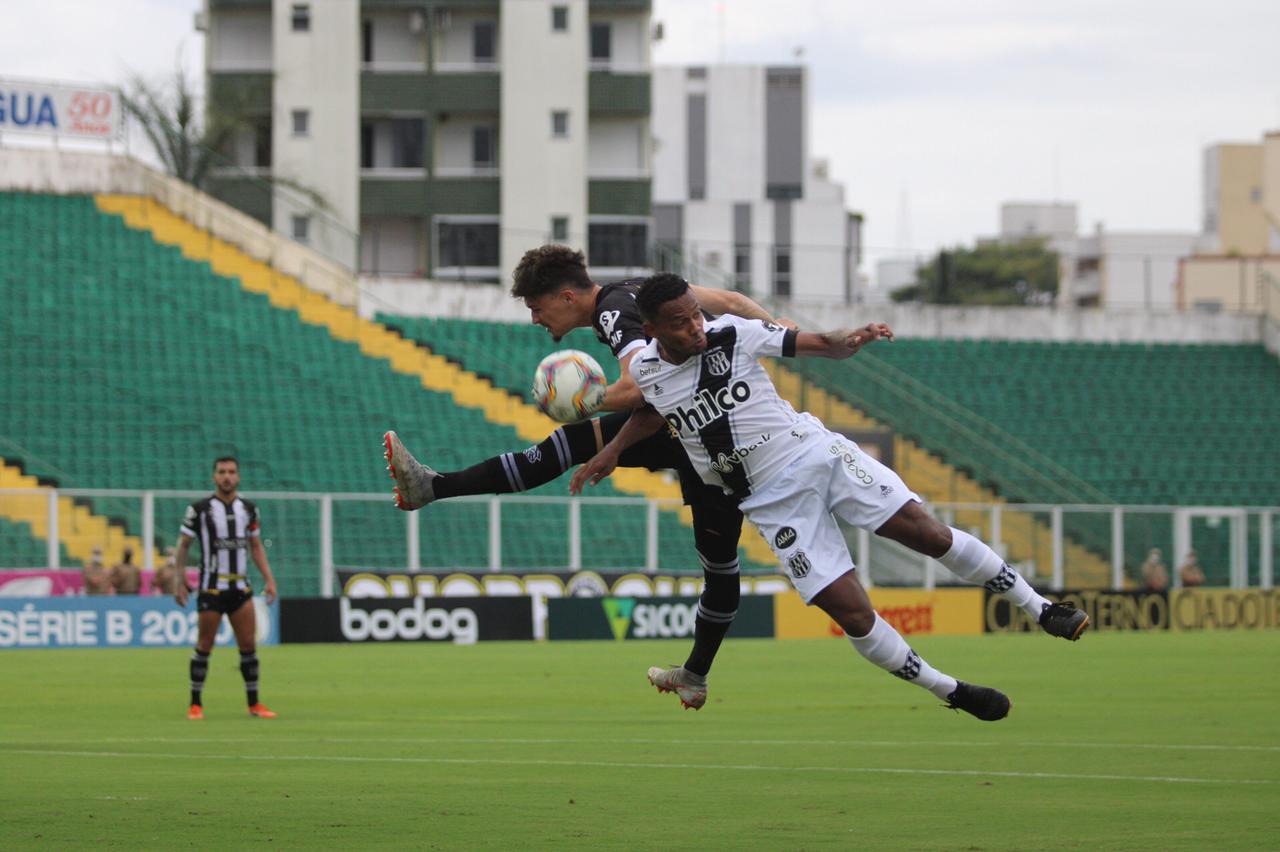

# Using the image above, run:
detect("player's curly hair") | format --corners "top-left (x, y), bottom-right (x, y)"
top-left (510, 244), bottom-right (593, 300)
top-left (635, 273), bottom-right (690, 321)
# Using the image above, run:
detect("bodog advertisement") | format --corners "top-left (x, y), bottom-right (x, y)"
top-left (280, 596), bottom-right (534, 645)
top-left (337, 569), bottom-right (793, 640)
top-left (775, 588), bottom-right (985, 638)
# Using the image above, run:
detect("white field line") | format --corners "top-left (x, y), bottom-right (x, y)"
top-left (0, 748), bottom-right (1272, 787)
top-left (6, 736), bottom-right (1279, 753)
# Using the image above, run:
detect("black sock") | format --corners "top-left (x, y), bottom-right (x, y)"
top-left (239, 650), bottom-right (259, 706)
top-left (434, 422), bottom-right (595, 498)
top-left (684, 556), bottom-right (741, 676)
top-left (190, 649), bottom-right (210, 707)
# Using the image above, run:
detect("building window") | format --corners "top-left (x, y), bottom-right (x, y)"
top-left (551, 111), bottom-right (569, 138)
top-left (590, 22), bottom-right (611, 62)
top-left (437, 221), bottom-right (500, 270)
top-left (471, 125), bottom-right (496, 169)
top-left (291, 109), bottom-right (309, 137)
top-left (766, 183), bottom-right (803, 201)
top-left (362, 19), bottom-right (373, 63)
top-left (773, 248), bottom-right (792, 298)
top-left (551, 6), bottom-right (568, 31)
top-left (291, 4), bottom-right (310, 32)
top-left (734, 244), bottom-right (751, 293)
top-left (360, 118), bottom-right (424, 169)
top-left (551, 216), bottom-right (569, 242)
top-left (292, 215), bottom-right (310, 243)
top-left (588, 222), bottom-right (648, 268)
top-left (473, 21), bottom-right (496, 63)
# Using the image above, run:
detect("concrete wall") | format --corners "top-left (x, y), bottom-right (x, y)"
top-left (210, 9), bottom-right (272, 71)
top-left (500, 0), bottom-right (588, 271)
top-left (587, 117), bottom-right (646, 177)
top-left (1101, 232), bottom-right (1199, 309)
top-left (355, 273), bottom-right (1267, 346)
top-left (1179, 256), bottom-right (1280, 313)
top-left (1208, 143), bottom-right (1268, 255)
top-left (365, 9), bottom-right (426, 67)
top-left (271, 0), bottom-right (359, 269)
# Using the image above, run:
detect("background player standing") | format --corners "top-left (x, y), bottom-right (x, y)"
top-left (174, 456), bottom-right (278, 720)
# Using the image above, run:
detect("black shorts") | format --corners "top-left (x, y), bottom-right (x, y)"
top-left (196, 588), bottom-right (253, 616)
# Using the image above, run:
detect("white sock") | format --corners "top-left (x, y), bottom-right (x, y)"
top-left (939, 527), bottom-right (1049, 620)
top-left (847, 613), bottom-right (957, 701)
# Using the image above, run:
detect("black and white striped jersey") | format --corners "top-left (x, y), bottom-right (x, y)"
top-left (629, 314), bottom-right (815, 501)
top-left (179, 496), bottom-right (261, 592)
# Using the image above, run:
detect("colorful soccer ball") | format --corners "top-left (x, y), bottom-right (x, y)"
top-left (532, 350), bottom-right (608, 423)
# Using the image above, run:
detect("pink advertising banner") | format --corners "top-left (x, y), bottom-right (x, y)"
top-left (0, 569), bottom-right (198, 597)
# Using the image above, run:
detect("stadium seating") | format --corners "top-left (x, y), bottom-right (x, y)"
top-left (0, 192), bottom-right (770, 592)
top-left (784, 339), bottom-right (1280, 584)
top-left (0, 517), bottom-right (71, 570)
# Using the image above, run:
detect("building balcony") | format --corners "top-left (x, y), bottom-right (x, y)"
top-left (588, 71), bottom-right (650, 116)
top-left (361, 71), bottom-right (500, 113)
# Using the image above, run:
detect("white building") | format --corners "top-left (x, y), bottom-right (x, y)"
top-left (995, 202), bottom-right (1197, 309)
top-left (203, 0), bottom-right (653, 282)
top-left (651, 65), bottom-right (862, 304)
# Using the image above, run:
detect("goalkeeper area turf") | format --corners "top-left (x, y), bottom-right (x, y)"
top-left (2, 631), bottom-right (1277, 850)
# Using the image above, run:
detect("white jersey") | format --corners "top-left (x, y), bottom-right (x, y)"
top-left (628, 313), bottom-right (820, 501)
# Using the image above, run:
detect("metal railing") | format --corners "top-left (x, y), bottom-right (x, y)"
top-left (2, 488), bottom-right (1275, 595)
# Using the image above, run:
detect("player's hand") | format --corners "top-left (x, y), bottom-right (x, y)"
top-left (263, 579), bottom-right (277, 605)
top-left (174, 584), bottom-right (190, 608)
top-left (570, 449), bottom-right (620, 495)
top-left (846, 322), bottom-right (893, 353)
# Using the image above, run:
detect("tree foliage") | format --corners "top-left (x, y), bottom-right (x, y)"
top-left (891, 239), bottom-right (1059, 305)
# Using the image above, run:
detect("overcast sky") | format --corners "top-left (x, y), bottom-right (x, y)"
top-left (4, 0), bottom-right (1278, 281)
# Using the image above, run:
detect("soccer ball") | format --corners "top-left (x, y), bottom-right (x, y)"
top-left (532, 350), bottom-right (608, 423)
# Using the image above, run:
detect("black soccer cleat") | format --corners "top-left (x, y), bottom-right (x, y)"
top-left (1038, 602), bottom-right (1089, 641)
top-left (944, 681), bottom-right (1011, 721)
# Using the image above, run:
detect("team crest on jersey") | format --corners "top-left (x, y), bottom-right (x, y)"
top-left (705, 349), bottom-right (731, 377)
top-left (787, 551), bottom-right (811, 579)
top-left (599, 310), bottom-right (620, 335)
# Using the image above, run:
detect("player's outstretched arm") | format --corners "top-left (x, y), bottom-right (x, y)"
top-left (794, 322), bottom-right (894, 359)
top-left (569, 406), bottom-right (666, 494)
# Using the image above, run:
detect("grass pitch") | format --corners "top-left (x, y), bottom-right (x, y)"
top-left (2, 631), bottom-right (1277, 850)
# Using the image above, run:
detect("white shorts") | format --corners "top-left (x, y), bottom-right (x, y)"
top-left (739, 433), bottom-right (920, 603)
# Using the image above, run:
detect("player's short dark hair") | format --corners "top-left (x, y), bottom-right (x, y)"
top-left (636, 273), bottom-right (691, 322)
top-left (510, 244), bottom-right (593, 300)
top-left (212, 456), bottom-right (239, 472)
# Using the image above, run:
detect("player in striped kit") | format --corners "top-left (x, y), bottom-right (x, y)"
top-left (572, 275), bottom-right (1089, 720)
top-left (174, 456), bottom-right (278, 720)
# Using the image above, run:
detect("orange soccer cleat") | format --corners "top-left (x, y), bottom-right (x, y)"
top-left (187, 704), bottom-right (204, 721)
top-left (248, 703), bottom-right (278, 719)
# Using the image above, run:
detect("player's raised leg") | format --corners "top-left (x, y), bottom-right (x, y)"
top-left (876, 500), bottom-right (1088, 640)
top-left (228, 597), bottom-right (275, 719)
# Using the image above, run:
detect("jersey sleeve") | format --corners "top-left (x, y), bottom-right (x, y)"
top-left (728, 315), bottom-right (798, 359)
top-left (246, 502), bottom-right (262, 538)
top-left (179, 504), bottom-right (198, 539)
top-left (596, 294), bottom-right (648, 361)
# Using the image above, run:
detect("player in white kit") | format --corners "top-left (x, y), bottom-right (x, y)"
top-left (571, 274), bottom-right (1088, 720)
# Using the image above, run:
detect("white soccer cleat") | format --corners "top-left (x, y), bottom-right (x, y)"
top-left (383, 431), bottom-right (439, 511)
top-left (647, 665), bottom-right (707, 710)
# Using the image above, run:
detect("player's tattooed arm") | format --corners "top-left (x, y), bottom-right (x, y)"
top-left (690, 284), bottom-right (795, 328)
top-left (796, 322), bottom-right (895, 358)
top-left (569, 405), bottom-right (666, 494)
